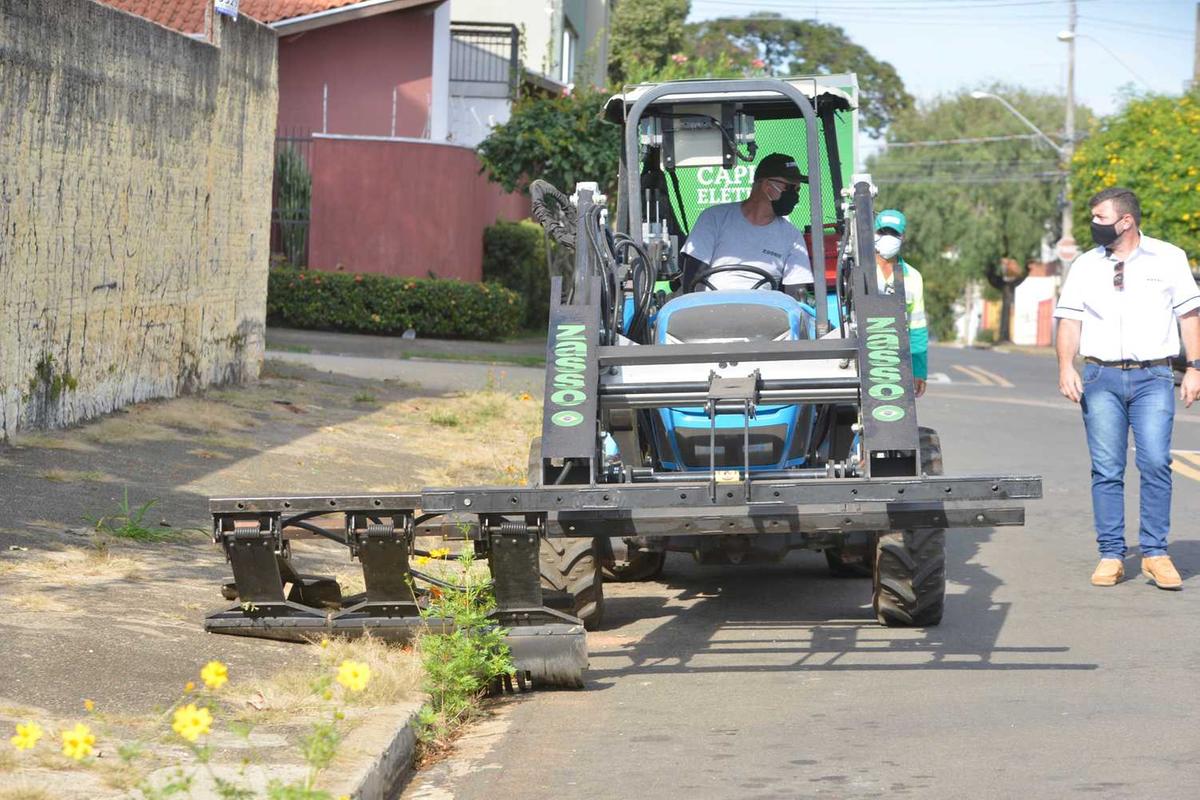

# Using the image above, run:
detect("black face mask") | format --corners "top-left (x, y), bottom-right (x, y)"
top-left (1091, 218), bottom-right (1126, 248)
top-left (772, 188), bottom-right (800, 217)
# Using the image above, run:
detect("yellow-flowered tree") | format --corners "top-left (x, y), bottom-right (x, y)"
top-left (1071, 90), bottom-right (1200, 269)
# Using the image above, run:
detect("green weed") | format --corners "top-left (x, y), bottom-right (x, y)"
top-left (428, 410), bottom-right (461, 428)
top-left (85, 488), bottom-right (167, 541)
top-left (415, 550), bottom-right (512, 743)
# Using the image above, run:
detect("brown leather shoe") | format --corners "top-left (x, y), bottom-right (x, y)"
top-left (1091, 559), bottom-right (1124, 586)
top-left (1141, 555), bottom-right (1182, 590)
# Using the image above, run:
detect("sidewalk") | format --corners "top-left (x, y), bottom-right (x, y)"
top-left (267, 327), bottom-right (547, 366)
top-left (0, 358), bottom-right (540, 798)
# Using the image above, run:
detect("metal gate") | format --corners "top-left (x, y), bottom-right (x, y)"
top-left (271, 128), bottom-right (313, 267)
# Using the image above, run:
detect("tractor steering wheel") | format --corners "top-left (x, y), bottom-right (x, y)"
top-left (688, 263), bottom-right (781, 293)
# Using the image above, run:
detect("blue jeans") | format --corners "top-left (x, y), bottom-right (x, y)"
top-left (1080, 362), bottom-right (1176, 559)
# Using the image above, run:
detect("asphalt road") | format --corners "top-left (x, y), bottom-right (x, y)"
top-left (403, 345), bottom-right (1200, 800)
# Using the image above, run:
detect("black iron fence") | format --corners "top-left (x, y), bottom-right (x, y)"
top-left (450, 22), bottom-right (520, 99)
top-left (271, 128), bottom-right (313, 267)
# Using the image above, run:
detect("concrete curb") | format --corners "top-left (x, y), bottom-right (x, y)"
top-left (321, 699), bottom-right (425, 800)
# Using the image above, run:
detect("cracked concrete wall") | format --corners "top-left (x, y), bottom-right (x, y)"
top-left (0, 0), bottom-right (277, 439)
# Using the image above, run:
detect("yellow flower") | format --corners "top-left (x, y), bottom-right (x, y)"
top-left (184, 681), bottom-right (196, 694)
top-left (320, 638), bottom-right (330, 649)
top-left (518, 392), bottom-right (533, 401)
top-left (83, 699), bottom-right (95, 712)
top-left (414, 555), bottom-right (430, 566)
top-left (200, 661), bottom-right (228, 690)
top-left (61, 723), bottom-right (95, 761)
top-left (171, 704), bottom-right (213, 743)
top-left (10, 722), bottom-right (43, 751)
top-left (336, 659), bottom-right (372, 693)
top-left (430, 547), bottom-right (451, 559)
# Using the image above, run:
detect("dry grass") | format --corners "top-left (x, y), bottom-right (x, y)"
top-left (3, 543), bottom-right (145, 587)
top-left (0, 749), bottom-right (16, 773)
top-left (133, 397), bottom-right (257, 434)
top-left (95, 760), bottom-right (146, 791)
top-left (0, 788), bottom-right (54, 800)
top-left (404, 390), bottom-right (539, 488)
top-left (334, 570), bottom-right (366, 597)
top-left (37, 469), bottom-right (112, 483)
top-left (6, 593), bottom-right (72, 613)
top-left (230, 635), bottom-right (422, 725)
top-left (9, 432), bottom-right (96, 452)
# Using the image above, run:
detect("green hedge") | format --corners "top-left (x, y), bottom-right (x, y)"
top-left (483, 219), bottom-right (550, 330)
top-left (266, 267), bottom-right (525, 341)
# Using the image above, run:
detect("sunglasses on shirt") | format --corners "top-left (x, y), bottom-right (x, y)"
top-left (1113, 260), bottom-right (1125, 291)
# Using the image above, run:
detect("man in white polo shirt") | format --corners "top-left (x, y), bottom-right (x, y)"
top-left (1055, 186), bottom-right (1200, 589)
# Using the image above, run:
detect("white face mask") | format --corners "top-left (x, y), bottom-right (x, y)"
top-left (875, 234), bottom-right (902, 260)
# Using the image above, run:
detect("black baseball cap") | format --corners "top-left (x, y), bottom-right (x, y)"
top-left (754, 153), bottom-right (804, 183)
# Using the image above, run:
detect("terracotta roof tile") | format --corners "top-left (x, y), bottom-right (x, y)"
top-left (238, 0), bottom-right (376, 23)
top-left (99, 0), bottom-right (208, 34)
top-left (95, 0), bottom-right (413, 32)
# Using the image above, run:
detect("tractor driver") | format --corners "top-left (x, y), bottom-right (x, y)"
top-left (680, 152), bottom-right (813, 298)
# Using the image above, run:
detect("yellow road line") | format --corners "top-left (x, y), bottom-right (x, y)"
top-left (1170, 457), bottom-right (1200, 483)
top-left (966, 365), bottom-right (1014, 388)
top-left (951, 364), bottom-right (995, 386)
top-left (1170, 450), bottom-right (1200, 481)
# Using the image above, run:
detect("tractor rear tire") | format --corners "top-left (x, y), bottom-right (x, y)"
top-left (540, 537), bottom-right (604, 631)
top-left (872, 427), bottom-right (946, 627)
top-left (528, 436), bottom-right (605, 631)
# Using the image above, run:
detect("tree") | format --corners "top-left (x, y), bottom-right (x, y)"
top-left (476, 88), bottom-right (621, 198)
top-left (867, 87), bottom-right (1090, 341)
top-left (686, 13), bottom-right (912, 138)
top-left (608, 0), bottom-right (692, 86)
top-left (1071, 90), bottom-right (1200, 268)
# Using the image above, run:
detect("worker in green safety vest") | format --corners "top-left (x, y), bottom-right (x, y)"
top-left (874, 208), bottom-right (929, 397)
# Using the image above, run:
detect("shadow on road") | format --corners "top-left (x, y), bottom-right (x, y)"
top-left (587, 529), bottom-right (1097, 681)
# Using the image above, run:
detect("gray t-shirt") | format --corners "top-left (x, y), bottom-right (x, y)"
top-left (681, 202), bottom-right (813, 291)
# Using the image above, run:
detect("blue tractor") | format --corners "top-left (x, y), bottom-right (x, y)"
top-left (204, 78), bottom-right (1040, 688)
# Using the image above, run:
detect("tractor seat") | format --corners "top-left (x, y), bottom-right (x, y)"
top-left (655, 290), bottom-right (814, 344)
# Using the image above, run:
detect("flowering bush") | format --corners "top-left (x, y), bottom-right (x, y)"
top-left (1071, 90), bottom-right (1200, 266)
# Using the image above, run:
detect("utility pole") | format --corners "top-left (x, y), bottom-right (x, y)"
top-left (1059, 0), bottom-right (1077, 277)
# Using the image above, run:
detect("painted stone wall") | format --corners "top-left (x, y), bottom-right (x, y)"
top-left (0, 0), bottom-right (278, 438)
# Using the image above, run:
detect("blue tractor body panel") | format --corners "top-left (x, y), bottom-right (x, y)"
top-left (650, 291), bottom-right (817, 472)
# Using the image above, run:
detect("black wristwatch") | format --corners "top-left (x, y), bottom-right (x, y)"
top-left (1188, 360), bottom-right (1200, 371)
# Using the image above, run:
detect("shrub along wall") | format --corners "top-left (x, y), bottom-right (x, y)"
top-left (483, 220), bottom-right (550, 331)
top-left (267, 267), bottom-right (524, 341)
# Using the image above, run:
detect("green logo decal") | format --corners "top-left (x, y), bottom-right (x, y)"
top-left (872, 405), bottom-right (905, 422)
top-left (864, 316), bottom-right (906, 421)
top-left (550, 323), bottom-right (589, 427)
top-left (552, 410), bottom-right (584, 427)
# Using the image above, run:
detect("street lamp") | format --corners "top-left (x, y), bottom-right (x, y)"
top-left (1056, 30), bottom-right (1151, 88)
top-left (969, 91), bottom-right (1065, 156)
top-left (970, 90), bottom-right (1075, 269)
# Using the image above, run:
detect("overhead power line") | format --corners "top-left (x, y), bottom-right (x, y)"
top-left (884, 133), bottom-right (1050, 148)
top-left (875, 172), bottom-right (1067, 185)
